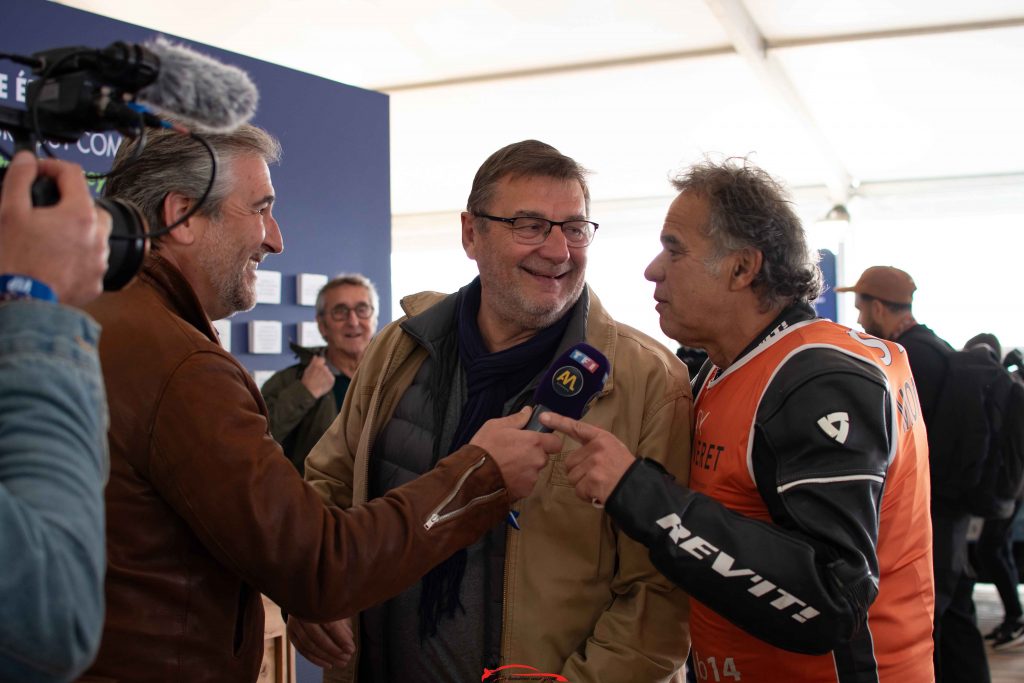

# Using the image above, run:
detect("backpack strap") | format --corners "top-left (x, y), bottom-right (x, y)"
top-left (899, 329), bottom-right (953, 425)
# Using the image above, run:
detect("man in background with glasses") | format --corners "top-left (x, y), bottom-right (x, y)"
top-left (262, 273), bottom-right (379, 474)
top-left (295, 140), bottom-right (692, 682)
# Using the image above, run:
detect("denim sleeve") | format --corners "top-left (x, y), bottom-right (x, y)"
top-left (0, 301), bottom-right (109, 682)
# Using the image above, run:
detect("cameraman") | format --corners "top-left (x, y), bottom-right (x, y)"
top-left (0, 151), bottom-right (111, 682)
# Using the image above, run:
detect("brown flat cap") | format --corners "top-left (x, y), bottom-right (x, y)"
top-left (835, 266), bottom-right (916, 304)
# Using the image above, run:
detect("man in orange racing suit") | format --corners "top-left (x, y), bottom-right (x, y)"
top-left (541, 158), bottom-right (935, 683)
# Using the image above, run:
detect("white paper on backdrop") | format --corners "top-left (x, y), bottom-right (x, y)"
top-left (252, 370), bottom-right (275, 391)
top-left (211, 319), bottom-right (232, 351)
top-left (255, 270), bottom-right (282, 305)
top-left (299, 321), bottom-right (326, 347)
top-left (248, 320), bottom-right (282, 354)
top-left (297, 273), bottom-right (328, 306)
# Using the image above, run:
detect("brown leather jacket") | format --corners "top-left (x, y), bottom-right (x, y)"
top-left (79, 255), bottom-right (512, 682)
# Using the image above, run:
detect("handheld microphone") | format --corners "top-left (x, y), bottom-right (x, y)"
top-left (525, 342), bottom-right (610, 432)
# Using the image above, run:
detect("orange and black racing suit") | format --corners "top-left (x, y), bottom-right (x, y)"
top-left (608, 303), bottom-right (935, 683)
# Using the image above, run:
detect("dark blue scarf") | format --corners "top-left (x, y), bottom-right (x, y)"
top-left (419, 277), bottom-right (574, 637)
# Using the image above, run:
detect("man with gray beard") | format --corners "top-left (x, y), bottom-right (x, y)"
top-left (294, 140), bottom-right (692, 682)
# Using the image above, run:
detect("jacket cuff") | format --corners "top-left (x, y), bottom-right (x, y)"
top-left (607, 457), bottom-right (687, 545)
top-left (0, 300), bottom-right (100, 345)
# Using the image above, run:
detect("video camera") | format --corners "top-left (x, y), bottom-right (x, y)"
top-left (0, 39), bottom-right (258, 291)
top-left (0, 43), bottom-right (160, 290)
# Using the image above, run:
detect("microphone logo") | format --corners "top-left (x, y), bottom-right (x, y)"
top-left (552, 366), bottom-right (584, 397)
top-left (570, 348), bottom-right (600, 373)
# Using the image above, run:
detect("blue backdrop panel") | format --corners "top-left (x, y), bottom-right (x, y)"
top-left (2, 5), bottom-right (389, 679)
top-left (814, 249), bottom-right (837, 322)
top-left (1, 0), bottom-right (392, 374)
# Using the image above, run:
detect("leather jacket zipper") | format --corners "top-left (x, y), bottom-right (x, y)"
top-left (424, 455), bottom-right (504, 529)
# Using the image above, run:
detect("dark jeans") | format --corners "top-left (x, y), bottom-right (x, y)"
top-left (932, 506), bottom-right (990, 683)
top-left (976, 500), bottom-right (1023, 624)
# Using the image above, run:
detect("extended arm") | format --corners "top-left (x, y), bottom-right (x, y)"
top-left (153, 351), bottom-right (558, 623)
top-left (607, 356), bottom-right (891, 655)
top-left (151, 352), bottom-right (514, 621)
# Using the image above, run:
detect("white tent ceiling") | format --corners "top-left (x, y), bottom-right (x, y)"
top-left (54, 0), bottom-right (1024, 214)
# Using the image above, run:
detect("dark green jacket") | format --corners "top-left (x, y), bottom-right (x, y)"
top-left (261, 342), bottom-right (343, 474)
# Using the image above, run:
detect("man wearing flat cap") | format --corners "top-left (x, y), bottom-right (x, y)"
top-left (837, 266), bottom-right (991, 683)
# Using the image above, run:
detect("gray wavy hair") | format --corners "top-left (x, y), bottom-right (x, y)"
top-left (673, 158), bottom-right (823, 310)
top-left (104, 124), bottom-right (281, 239)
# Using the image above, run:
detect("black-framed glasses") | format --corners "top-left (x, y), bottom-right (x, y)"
top-left (475, 214), bottom-right (598, 247)
top-left (326, 303), bottom-right (374, 321)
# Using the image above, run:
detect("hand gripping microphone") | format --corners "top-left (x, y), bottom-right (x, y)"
top-left (507, 342), bottom-right (610, 530)
top-left (525, 342), bottom-right (610, 432)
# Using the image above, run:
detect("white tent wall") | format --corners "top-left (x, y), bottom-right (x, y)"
top-left (53, 0), bottom-right (1024, 352)
top-left (393, 178), bottom-right (1024, 354)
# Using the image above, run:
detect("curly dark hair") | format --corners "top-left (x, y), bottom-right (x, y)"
top-left (672, 158), bottom-right (823, 310)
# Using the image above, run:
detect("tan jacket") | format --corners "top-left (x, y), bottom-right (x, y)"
top-left (306, 286), bottom-right (693, 682)
top-left (79, 257), bottom-right (515, 683)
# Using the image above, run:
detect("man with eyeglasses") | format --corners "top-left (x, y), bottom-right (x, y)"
top-left (262, 273), bottom-right (379, 474)
top-left (294, 140), bottom-right (692, 682)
